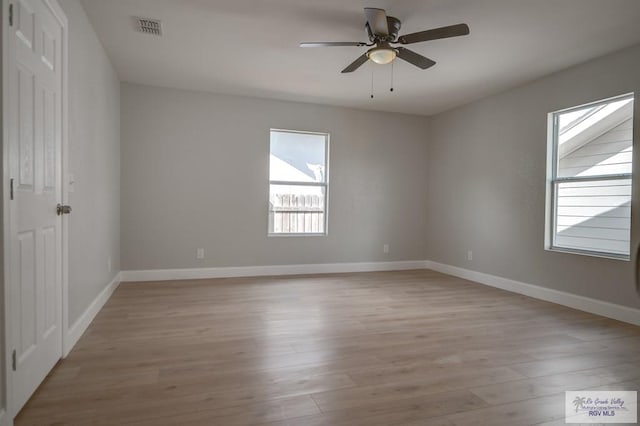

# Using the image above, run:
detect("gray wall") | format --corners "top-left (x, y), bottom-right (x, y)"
top-left (121, 83), bottom-right (428, 270)
top-left (427, 44), bottom-right (640, 309)
top-left (60, 0), bottom-right (120, 324)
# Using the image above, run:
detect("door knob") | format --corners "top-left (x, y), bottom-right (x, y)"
top-left (56, 204), bottom-right (72, 215)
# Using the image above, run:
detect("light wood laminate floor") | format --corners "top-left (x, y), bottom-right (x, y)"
top-left (15, 270), bottom-right (640, 425)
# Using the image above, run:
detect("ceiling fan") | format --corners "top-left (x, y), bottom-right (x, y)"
top-left (300, 8), bottom-right (469, 73)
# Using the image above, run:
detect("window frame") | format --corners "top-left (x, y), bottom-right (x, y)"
top-left (546, 93), bottom-right (634, 261)
top-left (267, 128), bottom-right (330, 237)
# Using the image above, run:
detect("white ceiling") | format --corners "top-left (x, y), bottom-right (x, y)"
top-left (80, 0), bottom-right (640, 116)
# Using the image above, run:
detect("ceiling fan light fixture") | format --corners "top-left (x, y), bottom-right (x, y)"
top-left (367, 47), bottom-right (397, 65)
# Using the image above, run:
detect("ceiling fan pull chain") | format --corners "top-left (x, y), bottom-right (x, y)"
top-left (370, 65), bottom-right (374, 99)
top-left (390, 62), bottom-right (394, 92)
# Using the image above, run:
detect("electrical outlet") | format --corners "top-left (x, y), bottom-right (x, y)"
top-left (196, 248), bottom-right (205, 259)
top-left (467, 250), bottom-right (473, 261)
top-left (107, 257), bottom-right (112, 272)
top-left (383, 244), bottom-right (389, 254)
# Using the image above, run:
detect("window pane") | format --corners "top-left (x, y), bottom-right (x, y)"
top-left (268, 184), bottom-right (325, 234)
top-left (270, 131), bottom-right (326, 183)
top-left (554, 179), bottom-right (631, 256)
top-left (557, 97), bottom-right (633, 178)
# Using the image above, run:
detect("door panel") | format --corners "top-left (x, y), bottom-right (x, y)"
top-left (15, 0), bottom-right (35, 50)
top-left (43, 89), bottom-right (55, 190)
top-left (17, 231), bottom-right (36, 354)
top-left (7, 0), bottom-right (65, 416)
top-left (43, 226), bottom-right (57, 334)
top-left (17, 67), bottom-right (34, 188)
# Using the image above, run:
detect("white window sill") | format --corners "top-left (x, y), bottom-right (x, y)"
top-left (268, 233), bottom-right (327, 237)
top-left (545, 246), bottom-right (630, 262)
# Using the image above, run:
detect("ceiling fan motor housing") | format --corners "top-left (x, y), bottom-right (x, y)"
top-left (386, 17), bottom-right (401, 41)
top-left (367, 16), bottom-right (402, 42)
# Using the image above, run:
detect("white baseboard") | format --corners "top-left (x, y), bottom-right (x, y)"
top-left (64, 272), bottom-right (121, 357)
top-left (0, 408), bottom-right (7, 426)
top-left (121, 260), bottom-right (428, 282)
top-left (426, 260), bottom-right (640, 327)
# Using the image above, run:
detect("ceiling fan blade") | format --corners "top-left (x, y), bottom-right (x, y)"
top-left (341, 53), bottom-right (369, 73)
top-left (364, 7), bottom-right (389, 36)
top-left (398, 23), bottom-right (470, 45)
top-left (300, 42), bottom-right (366, 47)
top-left (396, 47), bottom-right (436, 70)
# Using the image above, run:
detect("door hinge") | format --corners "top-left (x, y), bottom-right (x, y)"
top-left (8, 3), bottom-right (13, 26)
top-left (10, 178), bottom-right (15, 200)
top-left (12, 349), bottom-right (17, 371)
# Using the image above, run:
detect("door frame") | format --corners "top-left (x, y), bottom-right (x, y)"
top-left (1, 0), bottom-right (68, 421)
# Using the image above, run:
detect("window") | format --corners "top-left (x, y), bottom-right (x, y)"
top-left (268, 129), bottom-right (329, 235)
top-left (547, 93), bottom-right (634, 259)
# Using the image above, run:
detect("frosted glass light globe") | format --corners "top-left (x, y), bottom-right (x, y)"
top-left (367, 48), bottom-right (396, 65)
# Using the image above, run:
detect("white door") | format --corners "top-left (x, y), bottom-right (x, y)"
top-left (6, 0), bottom-right (66, 415)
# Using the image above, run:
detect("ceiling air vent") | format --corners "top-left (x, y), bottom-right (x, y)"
top-left (135, 17), bottom-right (162, 36)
